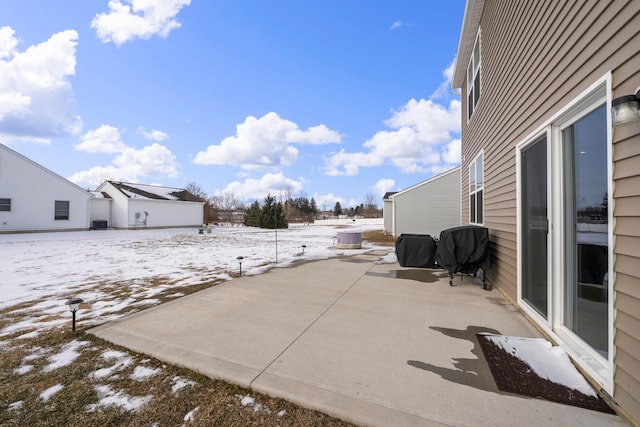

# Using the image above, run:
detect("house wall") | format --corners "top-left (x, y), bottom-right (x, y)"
top-left (392, 168), bottom-right (461, 237)
top-left (0, 145), bottom-right (90, 233)
top-left (383, 199), bottom-right (393, 234)
top-left (90, 198), bottom-right (111, 225)
top-left (457, 0), bottom-right (640, 421)
top-left (127, 199), bottom-right (203, 228)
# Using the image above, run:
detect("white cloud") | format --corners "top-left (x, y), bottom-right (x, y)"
top-left (311, 192), bottom-right (344, 211)
top-left (441, 138), bottom-right (461, 164)
top-left (214, 173), bottom-right (305, 202)
top-left (324, 97), bottom-right (460, 176)
top-left (323, 61), bottom-right (461, 178)
top-left (194, 112), bottom-right (341, 170)
top-left (92, 0), bottom-right (191, 46)
top-left (0, 27), bottom-right (81, 141)
top-left (69, 125), bottom-right (178, 187)
top-left (432, 58), bottom-right (456, 99)
top-left (76, 125), bottom-right (126, 153)
top-left (373, 179), bottom-right (396, 196)
top-left (389, 20), bottom-right (403, 31)
top-left (137, 126), bottom-right (168, 141)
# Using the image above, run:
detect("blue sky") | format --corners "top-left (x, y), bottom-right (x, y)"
top-left (0, 1), bottom-right (464, 209)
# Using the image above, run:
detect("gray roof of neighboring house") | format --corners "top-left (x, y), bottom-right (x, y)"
top-left (107, 181), bottom-right (202, 202)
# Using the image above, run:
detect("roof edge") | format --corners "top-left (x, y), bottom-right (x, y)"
top-left (390, 166), bottom-right (461, 199)
top-left (451, 0), bottom-right (484, 89)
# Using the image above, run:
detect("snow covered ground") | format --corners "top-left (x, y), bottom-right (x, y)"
top-left (1, 221), bottom-right (388, 323)
top-left (1, 221), bottom-right (390, 420)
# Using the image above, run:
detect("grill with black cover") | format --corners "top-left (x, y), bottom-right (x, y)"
top-left (395, 234), bottom-right (437, 268)
top-left (435, 225), bottom-right (491, 288)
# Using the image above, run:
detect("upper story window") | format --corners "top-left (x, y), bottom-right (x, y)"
top-left (0, 198), bottom-right (10, 211)
top-left (467, 30), bottom-right (481, 120)
top-left (469, 153), bottom-right (484, 224)
top-left (55, 200), bottom-right (69, 220)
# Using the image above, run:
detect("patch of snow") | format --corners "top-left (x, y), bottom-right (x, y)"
top-left (240, 395), bottom-right (255, 406)
top-left (183, 406), bottom-right (199, 422)
top-left (131, 298), bottom-right (161, 306)
top-left (43, 340), bottom-right (89, 373)
top-left (277, 410), bottom-right (286, 417)
top-left (86, 384), bottom-right (152, 413)
top-left (236, 394), bottom-right (273, 414)
top-left (40, 384), bottom-right (64, 402)
top-left (482, 334), bottom-right (597, 397)
top-left (14, 364), bottom-right (33, 375)
top-left (8, 401), bottom-right (23, 410)
top-left (90, 349), bottom-right (133, 379)
top-left (171, 376), bottom-right (197, 393)
top-left (376, 251), bottom-right (397, 264)
top-left (17, 331), bottom-right (39, 339)
top-left (130, 365), bottom-right (160, 381)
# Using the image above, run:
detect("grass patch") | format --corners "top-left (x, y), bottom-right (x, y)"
top-left (0, 331), bottom-right (353, 426)
top-left (362, 230), bottom-right (396, 247)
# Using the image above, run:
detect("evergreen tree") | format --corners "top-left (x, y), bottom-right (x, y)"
top-left (334, 201), bottom-right (342, 217)
top-left (243, 200), bottom-right (261, 227)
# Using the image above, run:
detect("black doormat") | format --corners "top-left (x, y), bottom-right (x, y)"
top-left (477, 334), bottom-right (615, 414)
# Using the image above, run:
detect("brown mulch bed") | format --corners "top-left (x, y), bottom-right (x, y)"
top-left (476, 334), bottom-right (615, 414)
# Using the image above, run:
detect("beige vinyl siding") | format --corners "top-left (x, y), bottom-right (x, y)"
top-left (459, 0), bottom-right (639, 418)
top-left (613, 92), bottom-right (640, 420)
top-left (392, 168), bottom-right (460, 237)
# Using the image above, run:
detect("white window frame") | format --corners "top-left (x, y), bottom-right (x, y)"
top-left (516, 73), bottom-right (614, 393)
top-left (469, 151), bottom-right (484, 225)
top-left (467, 29), bottom-right (481, 120)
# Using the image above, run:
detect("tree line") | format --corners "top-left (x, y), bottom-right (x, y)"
top-left (184, 182), bottom-right (382, 226)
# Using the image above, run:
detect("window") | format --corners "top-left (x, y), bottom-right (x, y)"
top-left (0, 198), bottom-right (10, 211)
top-left (467, 30), bottom-right (481, 120)
top-left (55, 200), bottom-right (69, 220)
top-left (469, 153), bottom-right (483, 224)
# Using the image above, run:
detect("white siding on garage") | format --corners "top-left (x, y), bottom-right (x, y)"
top-left (127, 199), bottom-right (203, 228)
top-left (0, 145), bottom-right (91, 233)
top-left (391, 167), bottom-right (461, 237)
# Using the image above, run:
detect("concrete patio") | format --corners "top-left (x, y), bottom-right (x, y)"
top-left (89, 250), bottom-right (627, 426)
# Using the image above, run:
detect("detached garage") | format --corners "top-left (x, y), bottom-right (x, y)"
top-left (96, 181), bottom-right (205, 229)
top-left (386, 167), bottom-right (461, 237)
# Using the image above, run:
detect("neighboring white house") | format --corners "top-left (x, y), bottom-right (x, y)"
top-left (96, 181), bottom-right (204, 229)
top-left (385, 167), bottom-right (461, 237)
top-left (0, 144), bottom-right (92, 233)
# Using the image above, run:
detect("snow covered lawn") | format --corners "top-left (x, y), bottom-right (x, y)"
top-left (0, 222), bottom-right (384, 426)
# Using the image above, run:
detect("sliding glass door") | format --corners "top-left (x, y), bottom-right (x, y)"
top-left (561, 105), bottom-right (609, 358)
top-left (521, 135), bottom-right (548, 318)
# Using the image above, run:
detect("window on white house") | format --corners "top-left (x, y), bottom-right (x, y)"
top-left (55, 200), bottom-right (69, 220)
top-left (467, 30), bottom-right (481, 120)
top-left (469, 153), bottom-right (484, 224)
top-left (0, 198), bottom-right (10, 211)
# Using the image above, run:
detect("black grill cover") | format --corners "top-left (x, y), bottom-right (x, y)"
top-left (435, 226), bottom-right (490, 274)
top-left (395, 234), bottom-right (437, 268)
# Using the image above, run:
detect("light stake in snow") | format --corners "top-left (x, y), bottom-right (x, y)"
top-left (301, 245), bottom-right (306, 255)
top-left (65, 298), bottom-right (83, 332)
top-left (237, 256), bottom-right (244, 276)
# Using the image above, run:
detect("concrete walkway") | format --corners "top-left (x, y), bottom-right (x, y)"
top-left (89, 251), bottom-right (626, 427)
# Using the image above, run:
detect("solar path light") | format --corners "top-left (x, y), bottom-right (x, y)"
top-left (301, 245), bottom-right (306, 255)
top-left (237, 256), bottom-right (244, 276)
top-left (65, 298), bottom-right (83, 332)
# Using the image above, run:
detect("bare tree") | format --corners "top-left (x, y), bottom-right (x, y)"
top-left (211, 191), bottom-right (242, 223)
top-left (364, 192), bottom-right (380, 218)
top-left (185, 182), bottom-right (208, 201)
